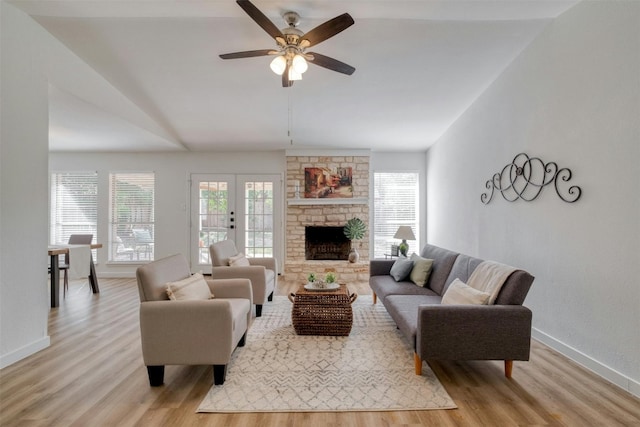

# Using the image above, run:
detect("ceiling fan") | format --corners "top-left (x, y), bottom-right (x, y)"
top-left (220, 0), bottom-right (356, 87)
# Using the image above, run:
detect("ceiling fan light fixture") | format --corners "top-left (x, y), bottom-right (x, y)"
top-left (270, 55), bottom-right (287, 75)
top-left (292, 54), bottom-right (308, 74)
top-left (288, 67), bottom-right (303, 81)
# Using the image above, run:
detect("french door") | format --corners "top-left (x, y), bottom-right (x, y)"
top-left (190, 174), bottom-right (281, 273)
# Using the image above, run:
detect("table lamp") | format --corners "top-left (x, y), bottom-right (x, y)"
top-left (394, 226), bottom-right (416, 256)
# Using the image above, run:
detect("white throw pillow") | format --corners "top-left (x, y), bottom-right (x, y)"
top-left (441, 278), bottom-right (490, 305)
top-left (166, 273), bottom-right (213, 300)
top-left (229, 252), bottom-right (251, 267)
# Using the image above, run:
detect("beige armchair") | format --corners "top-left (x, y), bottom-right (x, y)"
top-left (209, 240), bottom-right (276, 317)
top-left (136, 254), bottom-right (252, 386)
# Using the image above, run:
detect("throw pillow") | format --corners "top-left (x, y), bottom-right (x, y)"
top-left (166, 273), bottom-right (213, 300)
top-left (441, 278), bottom-right (490, 305)
top-left (390, 257), bottom-right (414, 281)
top-left (409, 253), bottom-right (434, 287)
top-left (228, 252), bottom-right (251, 267)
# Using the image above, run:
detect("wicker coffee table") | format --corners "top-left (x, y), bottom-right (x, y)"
top-left (288, 284), bottom-right (357, 336)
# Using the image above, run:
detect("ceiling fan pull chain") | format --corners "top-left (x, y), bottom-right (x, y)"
top-left (288, 92), bottom-right (294, 145)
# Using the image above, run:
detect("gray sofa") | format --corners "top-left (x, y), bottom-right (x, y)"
top-left (369, 243), bottom-right (534, 378)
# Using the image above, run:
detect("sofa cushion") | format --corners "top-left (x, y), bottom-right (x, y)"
top-left (446, 255), bottom-right (535, 305)
top-left (443, 254), bottom-right (484, 293)
top-left (370, 275), bottom-right (439, 303)
top-left (165, 273), bottom-right (214, 300)
top-left (384, 295), bottom-right (442, 347)
top-left (441, 278), bottom-right (490, 305)
top-left (409, 253), bottom-right (433, 287)
top-left (420, 244), bottom-right (459, 295)
top-left (390, 257), bottom-right (414, 281)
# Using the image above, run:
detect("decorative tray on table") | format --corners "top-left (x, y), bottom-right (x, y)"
top-left (304, 282), bottom-right (340, 292)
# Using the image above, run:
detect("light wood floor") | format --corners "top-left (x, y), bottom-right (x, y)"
top-left (1, 278), bottom-right (639, 427)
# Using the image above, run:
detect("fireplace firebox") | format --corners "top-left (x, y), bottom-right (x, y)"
top-left (305, 226), bottom-right (350, 260)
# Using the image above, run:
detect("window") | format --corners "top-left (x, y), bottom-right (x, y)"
top-left (109, 173), bottom-right (155, 262)
top-left (373, 172), bottom-right (420, 258)
top-left (50, 172), bottom-right (98, 253)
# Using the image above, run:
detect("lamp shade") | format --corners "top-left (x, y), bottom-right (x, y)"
top-left (270, 56), bottom-right (286, 75)
top-left (393, 226), bottom-right (416, 241)
top-left (292, 54), bottom-right (308, 73)
top-left (288, 67), bottom-right (302, 81)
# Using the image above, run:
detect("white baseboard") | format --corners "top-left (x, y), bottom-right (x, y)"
top-left (0, 336), bottom-right (50, 369)
top-left (532, 328), bottom-right (640, 398)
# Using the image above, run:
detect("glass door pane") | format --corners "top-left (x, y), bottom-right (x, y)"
top-left (191, 174), bottom-right (235, 270)
top-left (242, 180), bottom-right (274, 258)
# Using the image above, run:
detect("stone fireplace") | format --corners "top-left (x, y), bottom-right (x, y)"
top-left (305, 226), bottom-right (350, 260)
top-left (285, 152), bottom-right (370, 284)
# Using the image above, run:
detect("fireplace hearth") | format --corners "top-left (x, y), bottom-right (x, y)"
top-left (305, 226), bottom-right (350, 260)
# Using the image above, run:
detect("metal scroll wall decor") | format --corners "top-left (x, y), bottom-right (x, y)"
top-left (481, 152), bottom-right (582, 204)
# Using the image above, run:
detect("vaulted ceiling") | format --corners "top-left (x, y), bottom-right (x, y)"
top-left (10, 0), bottom-right (579, 152)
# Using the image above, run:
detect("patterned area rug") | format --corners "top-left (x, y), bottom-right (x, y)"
top-left (197, 295), bottom-right (456, 412)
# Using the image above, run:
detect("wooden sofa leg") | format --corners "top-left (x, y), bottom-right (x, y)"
top-left (414, 353), bottom-right (422, 375)
top-left (373, 293), bottom-right (377, 304)
top-left (147, 365), bottom-right (164, 387)
top-left (256, 304), bottom-right (263, 317)
top-left (213, 364), bottom-right (227, 385)
top-left (504, 360), bottom-right (513, 378)
top-left (268, 292), bottom-right (273, 302)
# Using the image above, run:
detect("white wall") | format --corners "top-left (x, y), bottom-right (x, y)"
top-left (0, 3), bottom-right (51, 367)
top-left (426, 1), bottom-right (639, 396)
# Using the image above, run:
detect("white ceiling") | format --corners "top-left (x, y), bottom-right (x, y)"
top-left (10, 0), bottom-right (579, 152)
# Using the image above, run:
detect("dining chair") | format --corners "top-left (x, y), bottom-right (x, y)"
top-left (49, 234), bottom-right (94, 296)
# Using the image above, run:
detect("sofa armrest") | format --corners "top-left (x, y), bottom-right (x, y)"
top-left (369, 259), bottom-right (396, 276)
top-left (139, 299), bottom-right (237, 365)
top-left (416, 304), bottom-right (532, 361)
top-left (206, 278), bottom-right (253, 303)
top-left (248, 257), bottom-right (277, 276)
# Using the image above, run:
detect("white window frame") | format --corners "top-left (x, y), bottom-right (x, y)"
top-left (373, 171), bottom-right (420, 258)
top-left (50, 171), bottom-right (98, 254)
top-left (108, 172), bottom-right (155, 263)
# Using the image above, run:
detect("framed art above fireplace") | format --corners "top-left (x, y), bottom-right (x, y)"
top-left (304, 166), bottom-right (353, 199)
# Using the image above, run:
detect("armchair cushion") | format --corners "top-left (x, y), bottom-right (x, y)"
top-left (229, 253), bottom-right (251, 267)
top-left (166, 273), bottom-right (214, 301)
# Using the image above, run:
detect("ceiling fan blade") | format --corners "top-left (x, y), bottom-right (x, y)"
top-left (236, 0), bottom-right (285, 42)
top-left (219, 49), bottom-right (275, 60)
top-left (282, 63), bottom-right (293, 87)
top-left (308, 52), bottom-right (356, 75)
top-left (300, 13), bottom-right (354, 48)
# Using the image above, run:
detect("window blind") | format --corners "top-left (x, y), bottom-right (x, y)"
top-left (50, 172), bottom-right (98, 252)
top-left (109, 173), bottom-right (155, 262)
top-left (373, 172), bottom-right (419, 258)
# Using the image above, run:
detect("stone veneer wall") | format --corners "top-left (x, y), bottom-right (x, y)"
top-left (285, 155), bottom-right (370, 284)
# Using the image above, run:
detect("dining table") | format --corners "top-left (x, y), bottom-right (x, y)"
top-left (48, 243), bottom-right (102, 308)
